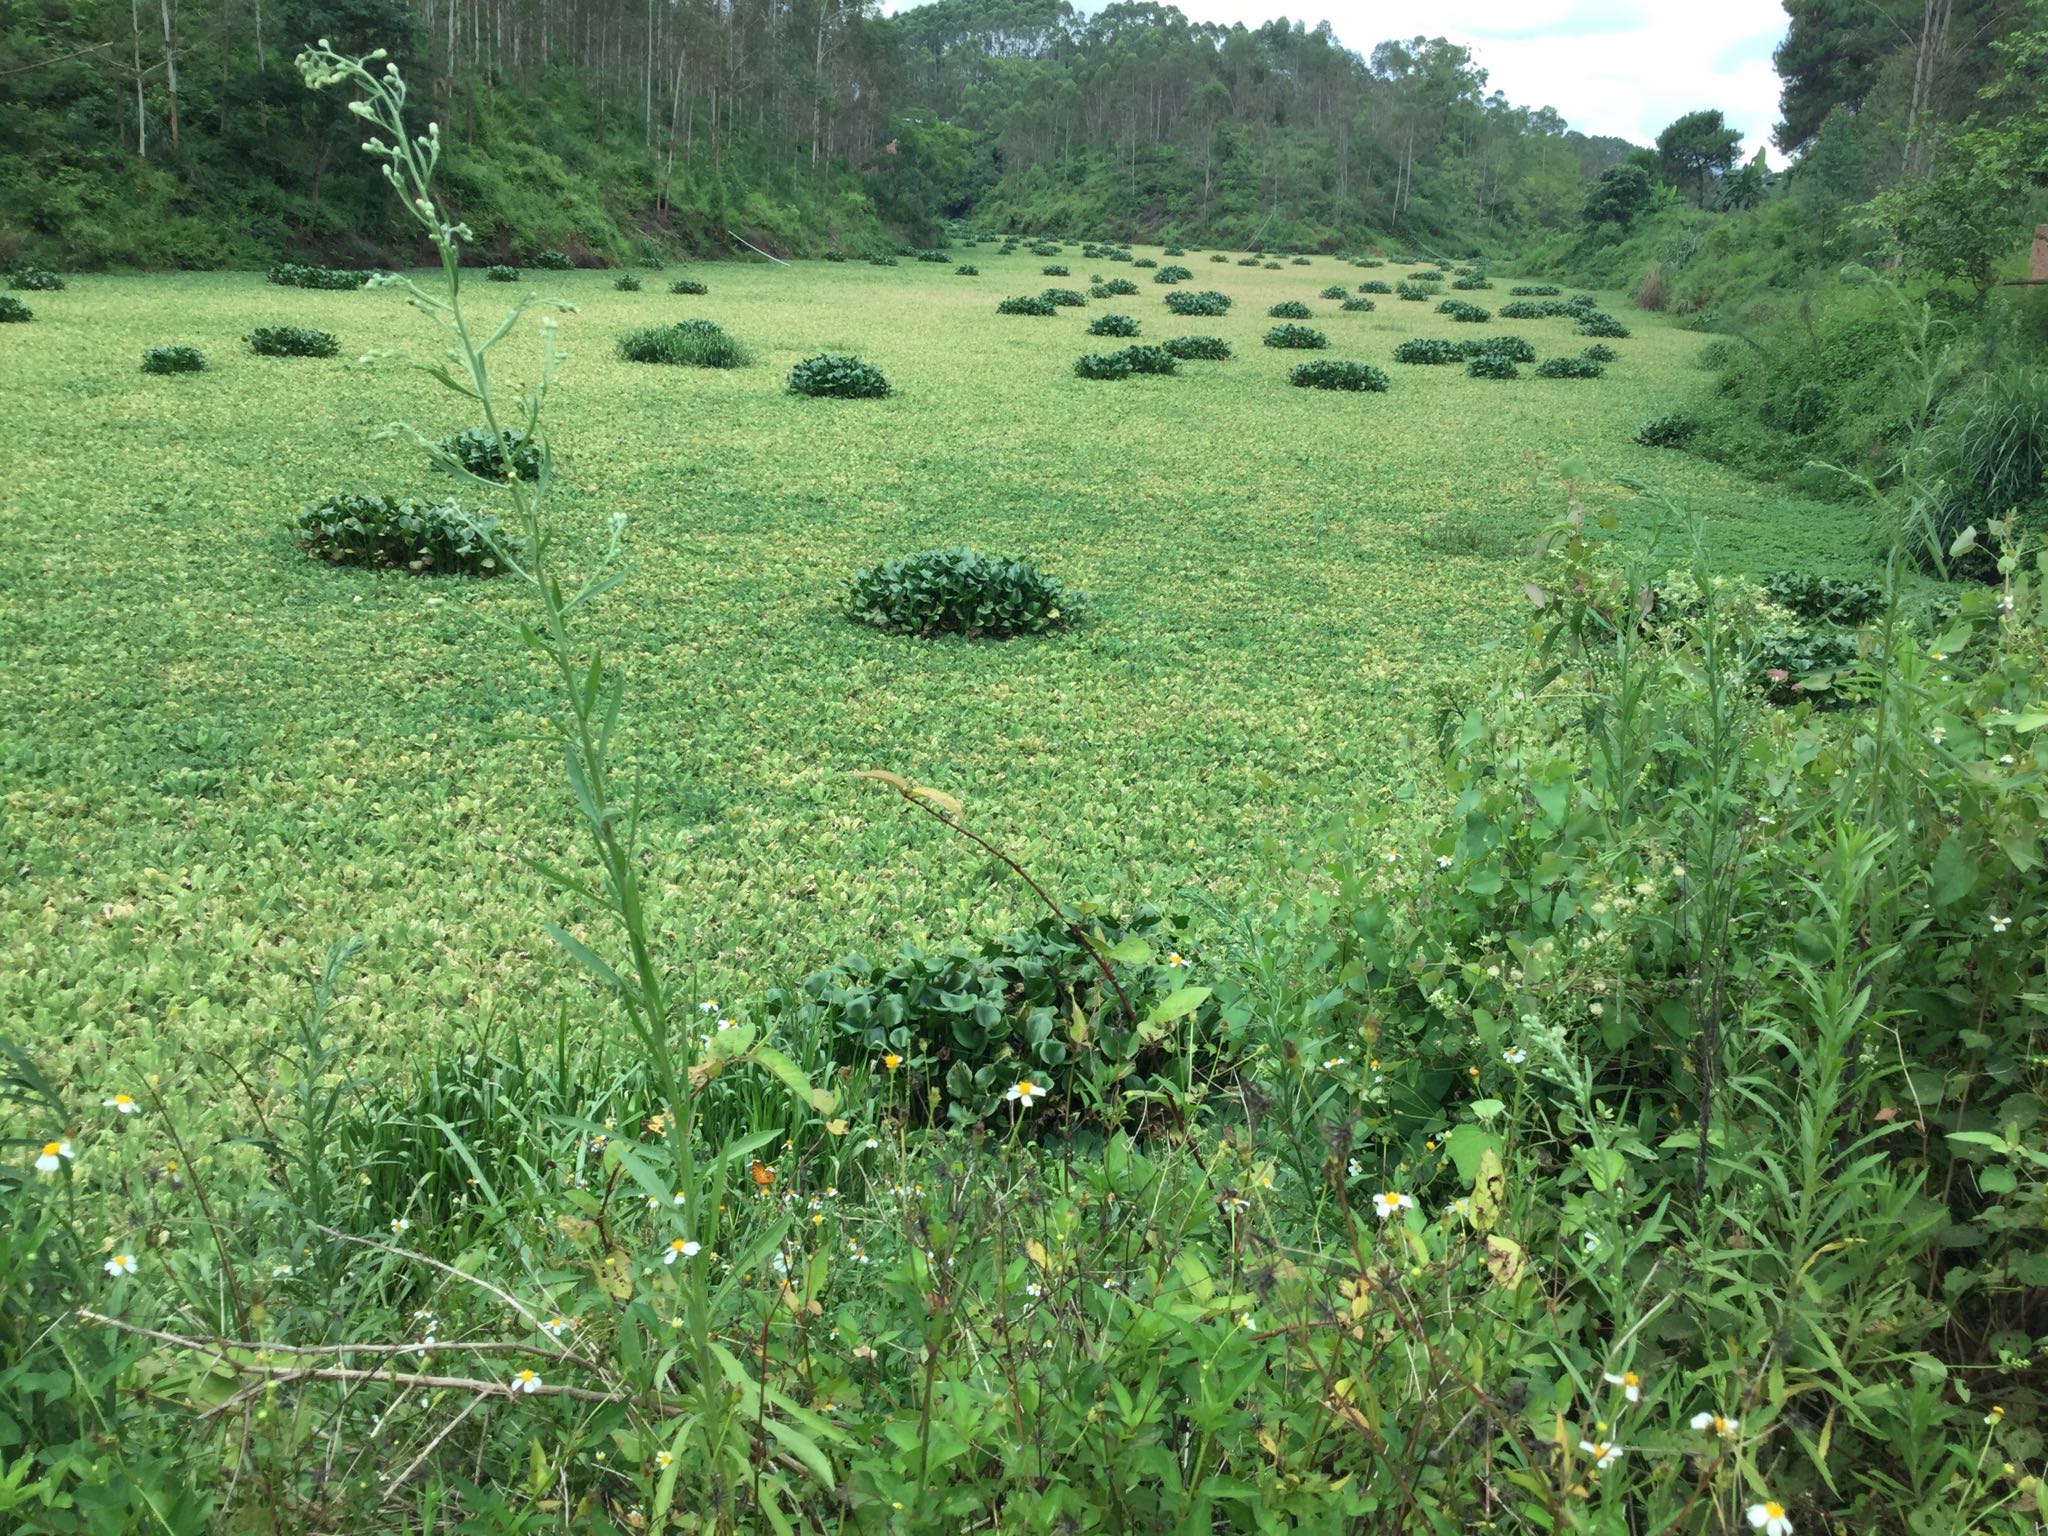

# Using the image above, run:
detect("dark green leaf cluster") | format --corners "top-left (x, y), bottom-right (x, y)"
top-left (0, 296), bottom-right (32, 322)
top-left (669, 277), bottom-right (709, 295)
top-left (1535, 355), bottom-right (1604, 378)
top-left (1319, 285), bottom-right (1349, 300)
top-left (1164, 289), bottom-right (1231, 316)
top-left (1163, 334), bottom-right (1232, 360)
top-left (294, 492), bottom-right (514, 577)
top-left (998, 294), bottom-right (1058, 315)
top-left (788, 353), bottom-right (892, 398)
top-left (1339, 296), bottom-right (1376, 312)
top-left (1289, 359), bottom-right (1389, 391)
top-left (140, 345), bottom-right (206, 373)
top-left (1508, 284), bottom-right (1561, 296)
top-left (1042, 264), bottom-right (1070, 276)
top-left (1291, 256), bottom-right (1311, 265)
top-left (1151, 264), bottom-right (1193, 284)
top-left (1578, 311), bottom-right (1630, 338)
top-left (1267, 299), bottom-right (1313, 319)
top-left (1263, 323), bottom-right (1328, 349)
top-left (1395, 282), bottom-right (1433, 301)
top-left (1581, 343), bottom-right (1619, 363)
top-left (1635, 413), bottom-right (1699, 448)
top-left (1457, 335), bottom-right (1534, 363)
top-left (1762, 571), bottom-right (1884, 624)
top-left (1086, 313), bottom-right (1139, 337)
top-left (1042, 287), bottom-right (1087, 307)
top-left (954, 264), bottom-right (979, 276)
top-left (1451, 277), bottom-right (1492, 290)
top-left (1437, 299), bottom-right (1490, 322)
top-left (1752, 627), bottom-right (1862, 705)
top-left (1465, 351), bottom-right (1519, 379)
top-left (247, 325), bottom-right (339, 358)
top-left (843, 547), bottom-right (1082, 639)
top-left (438, 426), bottom-right (543, 481)
top-left (916, 250), bottom-right (950, 263)
top-left (484, 265), bottom-right (521, 282)
top-left (1393, 337), bottom-right (1460, 364)
top-left (7, 265), bottom-right (65, 291)
top-left (266, 263), bottom-right (366, 290)
top-left (1132, 257), bottom-right (1157, 269)
top-left (1358, 280), bottom-right (1392, 294)
top-left (613, 273), bottom-right (642, 290)
top-left (1073, 351), bottom-right (1135, 380)
top-left (1095, 277), bottom-right (1139, 296)
top-left (868, 255), bottom-right (900, 266)
top-left (527, 250), bottom-right (574, 270)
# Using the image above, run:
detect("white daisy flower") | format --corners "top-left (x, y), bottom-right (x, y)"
top-left (656, 1450), bottom-right (673, 1469)
top-left (389, 1217), bottom-right (410, 1235)
top-left (1579, 1439), bottom-right (1621, 1470)
top-left (1166, 952), bottom-right (1188, 968)
top-left (1435, 855), bottom-right (1452, 869)
top-left (511, 1369), bottom-right (542, 1394)
top-left (1502, 1047), bottom-right (1527, 1065)
top-left (1603, 1369), bottom-right (1643, 1404)
top-left (663, 1239), bottom-right (701, 1264)
top-left (541, 1316), bottom-right (568, 1338)
top-left (1747, 1502), bottom-right (1792, 1536)
top-left (698, 1000), bottom-right (718, 1013)
top-left (1581, 1231), bottom-right (1599, 1252)
top-left (272, 1264), bottom-right (294, 1278)
top-left (1991, 913), bottom-right (2010, 934)
top-left (1004, 1079), bottom-right (1046, 1107)
top-left (34, 1139), bottom-right (74, 1174)
top-left (1690, 1411), bottom-right (1740, 1438)
top-left (103, 1094), bottom-right (140, 1115)
top-left (1371, 1191), bottom-right (1415, 1220)
top-left (1930, 725), bottom-right (1947, 744)
top-left (104, 1252), bottom-right (138, 1277)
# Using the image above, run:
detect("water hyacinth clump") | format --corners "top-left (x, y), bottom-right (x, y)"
top-left (1268, 300), bottom-right (1313, 319)
top-left (0, 296), bottom-right (33, 322)
top-left (1263, 324), bottom-right (1328, 350)
top-left (1289, 359), bottom-right (1389, 391)
top-left (843, 547), bottom-right (1084, 638)
top-left (247, 325), bottom-right (340, 358)
top-left (140, 345), bottom-right (206, 373)
top-left (1087, 313), bottom-right (1139, 338)
top-left (670, 277), bottom-right (709, 295)
top-left (998, 294), bottom-right (1058, 315)
top-left (788, 354), bottom-right (892, 399)
top-left (1163, 335), bottom-right (1232, 360)
top-left (1393, 337), bottom-right (1461, 365)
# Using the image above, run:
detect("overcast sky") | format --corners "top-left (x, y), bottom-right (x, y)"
top-left (1166, 1), bottom-right (1792, 160)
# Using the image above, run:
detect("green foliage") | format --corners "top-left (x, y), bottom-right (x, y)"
top-left (1119, 344), bottom-right (1177, 375)
top-left (616, 319), bottom-right (748, 368)
top-left (1450, 276), bottom-right (1492, 290)
top-left (1041, 287), bottom-right (1087, 307)
top-left (1289, 359), bottom-right (1390, 391)
top-left (954, 264), bottom-right (979, 275)
top-left (1097, 277), bottom-right (1139, 295)
top-left (139, 344), bottom-right (205, 373)
top-left (1395, 281), bottom-right (1433, 301)
top-left (997, 294), bottom-right (1057, 315)
top-left (6, 265), bottom-right (65, 291)
top-left (1437, 298), bottom-right (1490, 322)
top-left (669, 277), bottom-right (709, 295)
top-left (0, 296), bottom-right (32, 322)
top-left (1041, 264), bottom-right (1069, 276)
top-left (1359, 280), bottom-right (1392, 294)
top-left (787, 354), bottom-right (892, 399)
top-left (1072, 350), bottom-right (1134, 380)
top-left (438, 425), bottom-right (543, 481)
top-left (527, 249), bottom-right (574, 270)
top-left (1496, 300), bottom-right (1546, 319)
top-left (1535, 354), bottom-right (1604, 378)
top-left (1656, 107), bottom-right (1742, 206)
top-left (1636, 412), bottom-right (1701, 448)
top-left (1339, 296), bottom-right (1377, 312)
top-left (1761, 570), bottom-right (1884, 624)
top-left (1509, 284), bottom-right (1561, 296)
top-left (1393, 337), bottom-right (1461, 364)
top-left (1581, 343), bottom-right (1619, 363)
top-left (1262, 323), bottom-right (1328, 349)
top-left (1319, 285), bottom-right (1349, 299)
top-left (1086, 312), bottom-right (1139, 337)
top-left (247, 325), bottom-right (340, 358)
top-left (1581, 161), bottom-right (1657, 229)
top-left (1151, 264), bottom-right (1193, 284)
top-left (1577, 311), bottom-right (1631, 338)
top-left (1162, 334), bottom-right (1232, 359)
top-left (1926, 365), bottom-right (2048, 575)
top-left (1267, 299), bottom-right (1313, 319)
top-left (613, 272), bottom-right (642, 290)
top-left (294, 492), bottom-right (513, 576)
top-left (484, 264), bottom-right (520, 282)
top-left (1457, 335), bottom-right (1534, 363)
top-left (843, 546), bottom-right (1083, 637)
top-left (1465, 351), bottom-right (1519, 379)
top-left (1164, 289), bottom-right (1230, 316)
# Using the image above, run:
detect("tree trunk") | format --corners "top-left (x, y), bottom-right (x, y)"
top-left (130, 0), bottom-right (148, 159)
top-left (158, 0), bottom-right (179, 149)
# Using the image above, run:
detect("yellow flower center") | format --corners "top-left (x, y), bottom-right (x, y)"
top-left (1623, 1373), bottom-right (1638, 1386)
top-left (42, 1142), bottom-right (61, 1157)
top-left (1765, 1504), bottom-right (1784, 1519)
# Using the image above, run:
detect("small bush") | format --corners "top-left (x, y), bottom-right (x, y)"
top-left (1437, 299), bottom-right (1491, 323)
top-left (669, 277), bottom-right (709, 295)
top-left (1578, 311), bottom-right (1631, 338)
top-left (267, 262), bottom-right (367, 290)
top-left (248, 325), bottom-right (340, 358)
top-left (822, 251), bottom-right (846, 262)
top-left (1163, 245), bottom-right (1186, 256)
top-left (140, 345), bottom-right (206, 374)
top-left (484, 265), bottom-right (520, 283)
top-left (1635, 264), bottom-right (1670, 311)
top-left (917, 251), bottom-right (949, 264)
top-left (1339, 296), bottom-right (1376, 312)
top-left (1451, 277), bottom-right (1493, 291)
top-left (1237, 256), bottom-right (1261, 267)
top-left (868, 255), bottom-right (900, 267)
top-left (438, 426), bottom-right (542, 481)
top-left (613, 273), bottom-right (642, 291)
top-left (1358, 281), bottom-right (1392, 295)
top-left (1536, 355), bottom-right (1604, 379)
top-left (1635, 413), bottom-right (1700, 448)
top-left (1926, 365), bottom-right (2048, 576)
top-left (1581, 343), bottom-right (1619, 363)
top-left (1289, 359), bottom-right (1389, 391)
top-left (1119, 344), bottom-right (1177, 375)
top-left (1042, 264), bottom-right (1070, 276)
top-left (1099, 277), bottom-right (1139, 296)
top-left (1262, 323), bottom-right (1328, 350)
top-left (1509, 284), bottom-right (1561, 296)
top-left (1262, 261), bottom-right (1283, 270)
top-left (617, 319), bottom-right (748, 368)
top-left (1763, 571), bottom-right (1884, 624)
top-left (1132, 258), bottom-right (1157, 269)
top-left (1496, 301), bottom-right (1546, 320)
top-left (1457, 335), bottom-right (1534, 363)
top-left (1752, 627), bottom-right (1863, 704)
top-left (1291, 256), bottom-right (1311, 266)
top-left (954, 265), bottom-right (979, 276)
top-left (8, 265), bottom-right (65, 291)
top-left (1392, 337), bottom-right (1460, 365)
top-left (1395, 282), bottom-right (1432, 301)
top-left (1408, 270), bottom-right (1443, 283)
top-left (1209, 253), bottom-right (1230, 262)
top-left (1318, 285), bottom-right (1349, 300)
top-left (527, 250), bottom-right (574, 270)
top-left (844, 547), bottom-right (1083, 638)
top-left (1165, 290), bottom-right (1231, 316)
top-left (295, 492), bottom-right (513, 576)
top-left (1357, 258), bottom-right (1386, 268)
top-left (1465, 352), bottom-right (1519, 380)
top-left (0, 296), bottom-right (32, 323)
top-left (1268, 300), bottom-right (1313, 319)
top-left (998, 294), bottom-right (1057, 316)
top-left (1163, 334), bottom-right (1231, 360)
top-left (1073, 351), bottom-right (1134, 380)
top-left (788, 353), bottom-right (891, 399)
top-left (1042, 288), bottom-right (1086, 307)
top-left (1087, 313), bottom-right (1139, 337)
top-left (1151, 265), bottom-right (1193, 284)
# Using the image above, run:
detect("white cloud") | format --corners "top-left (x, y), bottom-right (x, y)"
top-left (1164, 1), bottom-right (1793, 162)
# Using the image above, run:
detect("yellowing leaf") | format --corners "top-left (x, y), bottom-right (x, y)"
top-left (1483, 1235), bottom-right (1526, 1290)
top-left (1471, 1148), bottom-right (1505, 1234)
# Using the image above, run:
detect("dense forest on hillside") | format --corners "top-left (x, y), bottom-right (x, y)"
top-left (0, 0), bottom-right (1640, 265)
